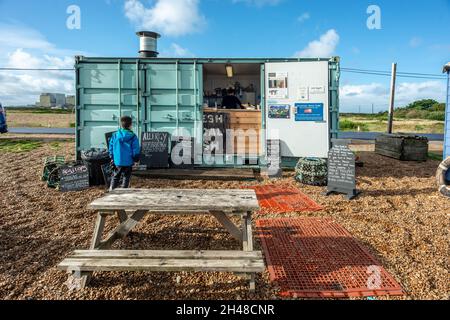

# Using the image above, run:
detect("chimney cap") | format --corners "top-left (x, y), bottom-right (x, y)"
top-left (136, 31), bottom-right (161, 39)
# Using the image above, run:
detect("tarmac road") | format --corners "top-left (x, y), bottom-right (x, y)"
top-left (7, 127), bottom-right (445, 141)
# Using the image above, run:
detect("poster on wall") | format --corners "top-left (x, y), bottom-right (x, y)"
top-left (268, 72), bottom-right (288, 99)
top-left (295, 103), bottom-right (324, 122)
top-left (309, 85), bottom-right (326, 94)
top-left (268, 104), bottom-right (291, 119)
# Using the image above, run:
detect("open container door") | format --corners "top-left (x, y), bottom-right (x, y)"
top-left (265, 61), bottom-right (331, 160)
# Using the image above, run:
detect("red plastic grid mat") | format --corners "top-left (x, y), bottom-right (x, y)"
top-left (247, 185), bottom-right (322, 214)
top-left (256, 218), bottom-right (404, 298)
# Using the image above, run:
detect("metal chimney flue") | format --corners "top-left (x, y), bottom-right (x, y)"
top-left (136, 31), bottom-right (161, 58)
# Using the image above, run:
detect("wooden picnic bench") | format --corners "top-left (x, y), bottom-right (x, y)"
top-left (58, 188), bottom-right (264, 291)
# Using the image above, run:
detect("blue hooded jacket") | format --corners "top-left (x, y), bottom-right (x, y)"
top-left (109, 128), bottom-right (140, 167)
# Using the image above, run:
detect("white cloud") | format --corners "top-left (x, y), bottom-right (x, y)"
top-left (0, 24), bottom-right (84, 106)
top-left (124, 0), bottom-right (206, 37)
top-left (340, 80), bottom-right (446, 112)
top-left (160, 43), bottom-right (195, 57)
top-left (409, 37), bottom-right (422, 48)
top-left (297, 12), bottom-right (310, 23)
top-left (232, 0), bottom-right (282, 6)
top-left (294, 29), bottom-right (339, 58)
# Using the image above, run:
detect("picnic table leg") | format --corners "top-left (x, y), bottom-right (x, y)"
top-left (116, 210), bottom-right (128, 223)
top-left (242, 211), bottom-right (256, 292)
top-left (66, 211), bottom-right (107, 290)
top-left (97, 210), bottom-right (147, 249)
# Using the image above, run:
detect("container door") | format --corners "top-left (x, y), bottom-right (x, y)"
top-left (143, 62), bottom-right (203, 146)
top-left (76, 61), bottom-right (140, 153)
top-left (265, 61), bottom-right (330, 158)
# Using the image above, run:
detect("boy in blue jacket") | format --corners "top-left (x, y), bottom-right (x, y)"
top-left (108, 116), bottom-right (140, 190)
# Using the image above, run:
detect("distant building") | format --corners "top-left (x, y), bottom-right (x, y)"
top-left (66, 95), bottom-right (76, 108)
top-left (38, 93), bottom-right (66, 108)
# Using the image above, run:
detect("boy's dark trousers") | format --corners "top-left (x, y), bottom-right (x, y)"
top-left (110, 166), bottom-right (132, 190)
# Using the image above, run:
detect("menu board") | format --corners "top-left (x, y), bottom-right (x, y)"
top-left (140, 132), bottom-right (170, 168)
top-left (170, 136), bottom-right (194, 169)
top-left (203, 112), bottom-right (230, 155)
top-left (59, 164), bottom-right (90, 192)
top-left (325, 143), bottom-right (359, 200)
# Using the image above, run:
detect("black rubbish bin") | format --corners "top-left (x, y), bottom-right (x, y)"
top-left (81, 148), bottom-right (110, 186)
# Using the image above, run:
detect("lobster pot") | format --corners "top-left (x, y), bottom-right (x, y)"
top-left (295, 157), bottom-right (328, 186)
top-left (375, 134), bottom-right (428, 161)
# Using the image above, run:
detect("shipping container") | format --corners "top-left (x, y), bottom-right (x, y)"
top-left (74, 54), bottom-right (340, 169)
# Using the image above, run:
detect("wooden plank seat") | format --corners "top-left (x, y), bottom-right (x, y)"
top-left (59, 250), bottom-right (265, 290)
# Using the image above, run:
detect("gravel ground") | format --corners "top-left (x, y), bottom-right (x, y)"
top-left (0, 141), bottom-right (448, 300)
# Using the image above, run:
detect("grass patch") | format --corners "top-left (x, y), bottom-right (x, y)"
top-left (49, 142), bottom-right (61, 150)
top-left (340, 119), bottom-right (370, 131)
top-left (428, 152), bottom-right (443, 161)
top-left (7, 108), bottom-right (73, 114)
top-left (0, 140), bottom-right (42, 153)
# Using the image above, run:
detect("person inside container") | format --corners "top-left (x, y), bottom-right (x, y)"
top-left (108, 116), bottom-right (140, 191)
top-left (222, 88), bottom-right (243, 109)
top-left (0, 103), bottom-right (7, 134)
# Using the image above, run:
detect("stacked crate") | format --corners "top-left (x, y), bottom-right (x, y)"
top-left (375, 134), bottom-right (429, 161)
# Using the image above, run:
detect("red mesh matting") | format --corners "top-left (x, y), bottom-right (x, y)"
top-left (247, 185), bottom-right (322, 214)
top-left (256, 218), bottom-right (404, 298)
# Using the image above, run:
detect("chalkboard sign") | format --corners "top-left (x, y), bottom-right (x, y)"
top-left (170, 136), bottom-right (194, 169)
top-left (59, 164), bottom-right (90, 192)
top-left (105, 131), bottom-right (115, 150)
top-left (203, 112), bottom-right (230, 155)
top-left (325, 142), bottom-right (360, 200)
top-left (140, 132), bottom-right (170, 168)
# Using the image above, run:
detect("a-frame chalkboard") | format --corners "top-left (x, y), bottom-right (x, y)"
top-left (324, 140), bottom-right (361, 200)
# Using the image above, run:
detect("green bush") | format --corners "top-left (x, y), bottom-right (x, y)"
top-left (426, 111), bottom-right (445, 121)
top-left (340, 120), bottom-right (369, 131)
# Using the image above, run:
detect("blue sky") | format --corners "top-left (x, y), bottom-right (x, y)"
top-left (0, 0), bottom-right (449, 111)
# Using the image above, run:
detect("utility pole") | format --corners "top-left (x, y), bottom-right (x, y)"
top-left (387, 63), bottom-right (397, 134)
top-left (371, 103), bottom-right (374, 114)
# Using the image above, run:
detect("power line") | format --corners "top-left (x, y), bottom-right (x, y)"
top-left (0, 66), bottom-right (446, 80)
top-left (0, 67), bottom-right (74, 71)
top-left (341, 69), bottom-right (446, 80)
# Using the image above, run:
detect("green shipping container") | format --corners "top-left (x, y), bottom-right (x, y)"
top-left (75, 56), bottom-right (340, 168)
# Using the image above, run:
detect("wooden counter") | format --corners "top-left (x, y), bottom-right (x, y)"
top-left (204, 108), bottom-right (262, 155)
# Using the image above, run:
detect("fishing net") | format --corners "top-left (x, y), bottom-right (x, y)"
top-left (295, 157), bottom-right (328, 186)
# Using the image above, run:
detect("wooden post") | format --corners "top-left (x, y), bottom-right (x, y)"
top-left (387, 63), bottom-right (397, 134)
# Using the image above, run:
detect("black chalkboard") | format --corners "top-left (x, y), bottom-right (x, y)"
top-left (325, 142), bottom-right (360, 200)
top-left (203, 112), bottom-right (230, 155)
top-left (105, 131), bottom-right (115, 150)
top-left (140, 132), bottom-right (170, 168)
top-left (59, 164), bottom-right (90, 192)
top-left (170, 136), bottom-right (194, 169)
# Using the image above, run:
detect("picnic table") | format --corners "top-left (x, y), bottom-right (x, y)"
top-left (58, 188), bottom-right (264, 291)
